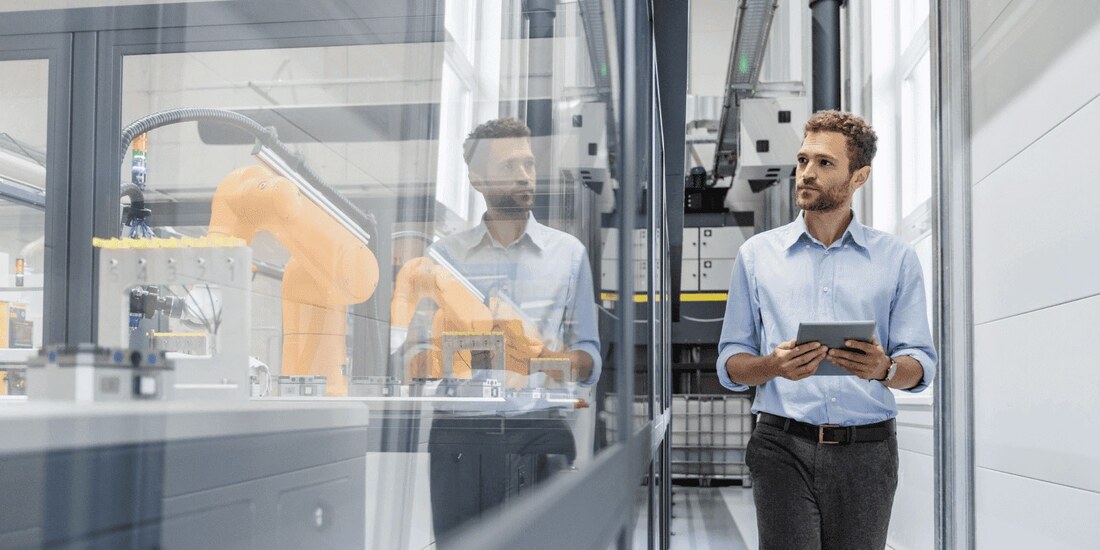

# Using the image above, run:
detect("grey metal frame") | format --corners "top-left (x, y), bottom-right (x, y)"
top-left (0, 33), bottom-right (73, 346)
top-left (930, 1), bottom-right (975, 549)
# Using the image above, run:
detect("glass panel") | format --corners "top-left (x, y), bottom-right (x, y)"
top-left (0, 0), bottom-right (219, 12)
top-left (901, 51), bottom-right (932, 217)
top-left (899, 0), bottom-right (930, 46)
top-left (0, 58), bottom-right (48, 393)
top-left (83, 2), bottom-right (625, 548)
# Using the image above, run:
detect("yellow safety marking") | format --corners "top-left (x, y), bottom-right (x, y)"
top-left (599, 292), bottom-right (728, 302)
top-left (93, 236), bottom-right (246, 249)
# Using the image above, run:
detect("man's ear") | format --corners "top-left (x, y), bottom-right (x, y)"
top-left (850, 165), bottom-right (871, 191)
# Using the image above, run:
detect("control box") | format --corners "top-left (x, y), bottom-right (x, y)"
top-left (26, 344), bottom-right (174, 401)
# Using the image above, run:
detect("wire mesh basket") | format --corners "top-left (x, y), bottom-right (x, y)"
top-left (600, 393), bottom-right (754, 484)
top-left (670, 394), bottom-right (753, 484)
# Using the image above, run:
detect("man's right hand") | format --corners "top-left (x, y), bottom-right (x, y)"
top-left (768, 339), bottom-right (827, 381)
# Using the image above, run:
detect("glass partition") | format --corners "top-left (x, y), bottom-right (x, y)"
top-left (95, 2), bottom-right (631, 547)
top-left (0, 58), bottom-right (49, 394)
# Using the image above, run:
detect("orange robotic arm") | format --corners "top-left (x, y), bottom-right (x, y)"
top-left (208, 164), bottom-right (379, 396)
top-left (392, 256), bottom-right (560, 385)
top-left (391, 256), bottom-right (495, 380)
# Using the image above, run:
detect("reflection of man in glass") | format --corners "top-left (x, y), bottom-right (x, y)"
top-left (413, 118), bottom-right (601, 544)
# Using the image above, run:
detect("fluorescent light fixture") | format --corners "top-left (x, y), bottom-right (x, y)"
top-left (713, 0), bottom-right (780, 179)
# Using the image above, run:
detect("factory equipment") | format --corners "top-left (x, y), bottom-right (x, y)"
top-left (277, 375), bottom-right (327, 397)
top-left (0, 301), bottom-right (33, 349)
top-left (26, 344), bottom-right (174, 402)
top-left (392, 255), bottom-right (586, 407)
top-left (207, 162), bottom-right (379, 395)
top-left (733, 97), bottom-right (809, 192)
top-left (1, 367), bottom-right (25, 396)
top-left (347, 375), bottom-right (400, 397)
top-left (95, 236), bottom-right (252, 400)
top-left (114, 108), bottom-right (382, 397)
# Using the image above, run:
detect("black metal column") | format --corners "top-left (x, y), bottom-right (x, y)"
top-left (809, 0), bottom-right (843, 112)
top-left (524, 0), bottom-right (556, 137)
top-left (653, 0), bottom-right (688, 324)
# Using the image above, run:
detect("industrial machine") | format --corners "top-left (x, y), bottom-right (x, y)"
top-left (95, 235), bottom-right (252, 400)
top-left (110, 108), bottom-right (381, 397)
top-left (26, 344), bottom-right (174, 402)
top-left (391, 254), bottom-right (581, 405)
top-left (207, 162), bottom-right (379, 395)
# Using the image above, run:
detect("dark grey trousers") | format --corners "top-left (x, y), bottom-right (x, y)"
top-left (746, 421), bottom-right (899, 550)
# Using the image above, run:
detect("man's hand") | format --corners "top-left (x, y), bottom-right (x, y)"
top-left (828, 338), bottom-right (891, 381)
top-left (768, 339), bottom-right (828, 381)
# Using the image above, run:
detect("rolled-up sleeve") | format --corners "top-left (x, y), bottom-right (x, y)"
top-left (888, 248), bottom-right (938, 393)
top-left (566, 251), bottom-right (602, 386)
top-left (716, 251), bottom-right (759, 392)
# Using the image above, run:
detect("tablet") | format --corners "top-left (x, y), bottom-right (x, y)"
top-left (795, 321), bottom-right (876, 376)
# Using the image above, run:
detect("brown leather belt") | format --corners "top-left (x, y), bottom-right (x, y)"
top-left (757, 412), bottom-right (895, 445)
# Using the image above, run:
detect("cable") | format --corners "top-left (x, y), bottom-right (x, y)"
top-left (680, 315), bottom-right (724, 323)
top-left (119, 108), bottom-right (376, 241)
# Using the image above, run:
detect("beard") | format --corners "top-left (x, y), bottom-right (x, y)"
top-left (485, 188), bottom-right (534, 218)
top-left (796, 179), bottom-right (846, 212)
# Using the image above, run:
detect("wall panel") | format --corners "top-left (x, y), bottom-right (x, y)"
top-left (973, 296), bottom-right (1100, 493)
top-left (970, 1), bottom-right (1100, 183)
top-left (972, 95), bottom-right (1100, 324)
top-left (976, 468), bottom-right (1100, 549)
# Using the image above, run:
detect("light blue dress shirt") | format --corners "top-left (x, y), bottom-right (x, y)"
top-left (716, 212), bottom-right (937, 426)
top-left (428, 213), bottom-right (602, 386)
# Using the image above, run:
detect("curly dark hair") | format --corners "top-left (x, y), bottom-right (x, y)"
top-left (462, 117), bottom-right (532, 171)
top-left (804, 110), bottom-right (877, 172)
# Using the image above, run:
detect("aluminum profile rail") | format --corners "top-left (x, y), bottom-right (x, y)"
top-left (712, 0), bottom-right (778, 180)
top-left (931, 0), bottom-right (975, 548)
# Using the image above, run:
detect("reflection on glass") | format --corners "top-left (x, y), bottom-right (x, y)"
top-left (101, 1), bottom-right (622, 546)
top-left (0, 59), bottom-right (48, 395)
top-left (391, 118), bottom-right (601, 544)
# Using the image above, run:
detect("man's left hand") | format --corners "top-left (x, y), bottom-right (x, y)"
top-left (827, 338), bottom-right (891, 381)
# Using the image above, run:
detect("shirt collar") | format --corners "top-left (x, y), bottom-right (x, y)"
top-left (464, 211), bottom-right (549, 251)
top-left (784, 210), bottom-right (869, 251)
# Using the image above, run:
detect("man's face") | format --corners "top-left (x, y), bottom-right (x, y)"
top-left (794, 131), bottom-right (869, 213)
top-left (470, 137), bottom-right (537, 214)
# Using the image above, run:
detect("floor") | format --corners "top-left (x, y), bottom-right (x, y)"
top-left (633, 485), bottom-right (758, 549)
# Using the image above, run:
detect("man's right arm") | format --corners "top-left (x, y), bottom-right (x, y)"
top-left (717, 250), bottom-right (827, 389)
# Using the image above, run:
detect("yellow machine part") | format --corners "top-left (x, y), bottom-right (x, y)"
top-left (208, 164), bottom-right (380, 396)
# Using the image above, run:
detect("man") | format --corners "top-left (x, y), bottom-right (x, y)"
top-left (716, 110), bottom-right (937, 549)
top-left (402, 117), bottom-right (601, 545)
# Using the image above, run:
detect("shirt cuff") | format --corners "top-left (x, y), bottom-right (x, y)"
top-left (569, 342), bottom-right (602, 387)
top-left (892, 349), bottom-right (936, 393)
top-left (716, 344), bottom-right (757, 392)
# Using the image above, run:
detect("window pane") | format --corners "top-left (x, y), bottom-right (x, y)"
top-left (0, 58), bottom-right (48, 383)
top-left (901, 51), bottom-right (932, 216)
top-left (102, 2), bottom-right (624, 547)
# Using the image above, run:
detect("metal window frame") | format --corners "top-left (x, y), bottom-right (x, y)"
top-left (930, 0), bottom-right (975, 549)
top-left (0, 33), bottom-right (73, 346)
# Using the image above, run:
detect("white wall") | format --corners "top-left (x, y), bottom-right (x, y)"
top-left (969, 1), bottom-right (1100, 548)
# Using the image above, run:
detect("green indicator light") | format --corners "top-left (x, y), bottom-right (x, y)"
top-left (600, 62), bottom-right (608, 77)
top-left (738, 54), bottom-right (750, 75)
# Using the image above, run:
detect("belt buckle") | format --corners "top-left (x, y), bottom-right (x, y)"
top-left (818, 424), bottom-right (840, 445)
